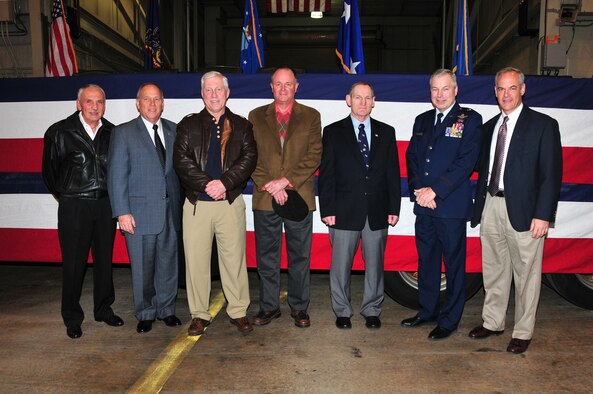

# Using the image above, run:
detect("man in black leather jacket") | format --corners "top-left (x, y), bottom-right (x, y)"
top-left (173, 71), bottom-right (257, 336)
top-left (42, 84), bottom-right (124, 339)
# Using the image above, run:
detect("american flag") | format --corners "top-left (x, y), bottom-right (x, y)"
top-left (266, 0), bottom-right (330, 13)
top-left (45, 0), bottom-right (78, 77)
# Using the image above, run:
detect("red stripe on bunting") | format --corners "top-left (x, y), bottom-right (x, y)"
top-left (0, 228), bottom-right (129, 263)
top-left (1, 229), bottom-right (590, 274)
top-left (2, 139), bottom-right (592, 185)
top-left (396, 142), bottom-right (593, 185)
top-left (0, 139), bottom-right (44, 172)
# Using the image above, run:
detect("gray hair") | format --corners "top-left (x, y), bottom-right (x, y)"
top-left (495, 67), bottom-right (525, 86)
top-left (77, 84), bottom-right (106, 101)
top-left (201, 71), bottom-right (229, 90)
top-left (430, 69), bottom-right (457, 87)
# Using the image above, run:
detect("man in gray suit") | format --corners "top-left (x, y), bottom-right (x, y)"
top-left (108, 82), bottom-right (182, 334)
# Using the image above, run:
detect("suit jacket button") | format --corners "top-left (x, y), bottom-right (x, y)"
top-left (428, 146), bottom-right (433, 150)
top-left (426, 158), bottom-right (430, 162)
top-left (424, 172), bottom-right (429, 176)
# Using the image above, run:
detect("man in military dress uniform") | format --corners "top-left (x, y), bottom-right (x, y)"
top-left (401, 69), bottom-right (482, 340)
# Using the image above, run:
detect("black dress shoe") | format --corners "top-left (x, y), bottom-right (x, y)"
top-left (66, 325), bottom-right (82, 339)
top-left (335, 317), bottom-right (352, 329)
top-left (137, 320), bottom-right (154, 333)
top-left (96, 315), bottom-right (124, 327)
top-left (159, 315), bottom-right (182, 327)
top-left (365, 316), bottom-right (381, 329)
top-left (428, 325), bottom-right (454, 340)
top-left (401, 316), bottom-right (431, 327)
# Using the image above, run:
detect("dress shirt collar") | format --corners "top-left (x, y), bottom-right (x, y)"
top-left (350, 115), bottom-right (372, 150)
top-left (140, 116), bottom-right (163, 146)
top-left (435, 101), bottom-right (455, 124)
top-left (78, 112), bottom-right (102, 140)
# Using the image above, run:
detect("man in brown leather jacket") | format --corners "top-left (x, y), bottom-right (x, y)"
top-left (173, 71), bottom-right (257, 336)
top-left (42, 84), bottom-right (124, 339)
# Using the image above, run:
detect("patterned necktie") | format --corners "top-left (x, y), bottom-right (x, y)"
top-left (153, 124), bottom-right (166, 170)
top-left (278, 119), bottom-right (288, 149)
top-left (488, 116), bottom-right (509, 196)
top-left (358, 124), bottom-right (369, 170)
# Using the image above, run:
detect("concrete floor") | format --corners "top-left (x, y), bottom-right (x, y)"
top-left (0, 264), bottom-right (592, 393)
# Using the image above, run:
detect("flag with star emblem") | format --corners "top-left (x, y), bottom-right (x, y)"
top-left (45, 0), bottom-right (78, 77)
top-left (144, 0), bottom-right (162, 70)
top-left (452, 0), bottom-right (473, 76)
top-left (336, 0), bottom-right (364, 74)
top-left (241, 0), bottom-right (265, 74)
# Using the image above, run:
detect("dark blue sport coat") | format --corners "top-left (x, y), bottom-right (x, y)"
top-left (471, 106), bottom-right (562, 232)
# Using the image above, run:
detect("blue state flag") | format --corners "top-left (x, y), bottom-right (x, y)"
top-left (241, 0), bottom-right (265, 74)
top-left (452, 0), bottom-right (473, 76)
top-left (336, 0), bottom-right (365, 74)
top-left (144, 0), bottom-right (162, 70)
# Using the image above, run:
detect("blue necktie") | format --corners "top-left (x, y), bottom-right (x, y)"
top-left (435, 112), bottom-right (443, 130)
top-left (358, 124), bottom-right (369, 169)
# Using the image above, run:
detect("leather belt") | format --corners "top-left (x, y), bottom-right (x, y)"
top-left (494, 191), bottom-right (504, 197)
top-left (63, 190), bottom-right (108, 200)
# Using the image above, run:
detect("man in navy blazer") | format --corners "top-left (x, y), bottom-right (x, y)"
top-left (319, 82), bottom-right (401, 330)
top-left (468, 67), bottom-right (562, 354)
top-left (402, 69), bottom-right (482, 340)
top-left (108, 83), bottom-right (182, 333)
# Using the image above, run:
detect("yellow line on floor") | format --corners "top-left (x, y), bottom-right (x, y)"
top-left (127, 291), bottom-right (227, 394)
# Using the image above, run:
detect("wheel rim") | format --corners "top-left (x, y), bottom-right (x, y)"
top-left (398, 272), bottom-right (447, 291)
top-left (575, 274), bottom-right (593, 291)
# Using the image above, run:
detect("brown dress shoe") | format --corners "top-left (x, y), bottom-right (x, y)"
top-left (253, 309), bottom-right (281, 326)
top-left (468, 325), bottom-right (504, 339)
top-left (230, 316), bottom-right (254, 333)
top-left (188, 317), bottom-right (210, 336)
top-left (290, 309), bottom-right (311, 328)
top-left (507, 338), bottom-right (531, 354)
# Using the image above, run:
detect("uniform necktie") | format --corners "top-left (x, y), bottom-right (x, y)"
top-left (488, 116), bottom-right (509, 196)
top-left (435, 112), bottom-right (443, 131)
top-left (153, 124), bottom-right (166, 170)
top-left (358, 124), bottom-right (369, 169)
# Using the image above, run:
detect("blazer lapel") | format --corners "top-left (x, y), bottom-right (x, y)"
top-left (136, 116), bottom-right (162, 167)
top-left (343, 117), bottom-right (367, 169)
top-left (368, 118), bottom-right (381, 166)
top-left (505, 106), bottom-right (528, 170)
top-left (284, 102), bottom-right (299, 145)
top-left (162, 120), bottom-right (175, 169)
top-left (265, 103), bottom-right (282, 151)
top-left (136, 117), bottom-right (156, 152)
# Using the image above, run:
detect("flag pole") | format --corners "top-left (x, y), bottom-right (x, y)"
top-left (441, 0), bottom-right (446, 68)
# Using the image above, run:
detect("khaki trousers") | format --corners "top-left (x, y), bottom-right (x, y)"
top-left (183, 196), bottom-right (250, 320)
top-left (480, 194), bottom-right (545, 340)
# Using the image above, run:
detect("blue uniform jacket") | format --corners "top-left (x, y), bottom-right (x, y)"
top-left (406, 102), bottom-right (482, 219)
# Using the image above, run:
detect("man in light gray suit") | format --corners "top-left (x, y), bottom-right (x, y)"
top-left (108, 82), bottom-right (182, 333)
